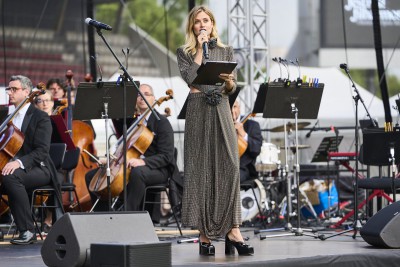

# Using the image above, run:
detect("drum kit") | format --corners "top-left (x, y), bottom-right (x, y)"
top-left (240, 121), bottom-right (319, 224)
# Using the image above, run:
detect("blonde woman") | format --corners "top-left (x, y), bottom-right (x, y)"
top-left (177, 6), bottom-right (253, 256)
top-left (35, 90), bottom-right (54, 116)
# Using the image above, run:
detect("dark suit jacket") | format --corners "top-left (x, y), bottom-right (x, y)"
top-left (142, 112), bottom-right (175, 177)
top-left (240, 118), bottom-right (263, 178)
top-left (19, 104), bottom-right (62, 216)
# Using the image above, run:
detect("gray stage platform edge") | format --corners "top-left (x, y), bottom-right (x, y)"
top-left (360, 201), bottom-right (400, 248)
top-left (41, 212), bottom-right (158, 267)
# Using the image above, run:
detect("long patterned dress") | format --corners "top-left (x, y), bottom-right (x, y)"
top-left (177, 45), bottom-right (241, 239)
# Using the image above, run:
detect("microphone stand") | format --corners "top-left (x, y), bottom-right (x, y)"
top-left (94, 28), bottom-right (160, 211)
top-left (318, 66), bottom-right (373, 240)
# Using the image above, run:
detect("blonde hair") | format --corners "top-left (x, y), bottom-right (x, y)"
top-left (182, 5), bottom-right (225, 56)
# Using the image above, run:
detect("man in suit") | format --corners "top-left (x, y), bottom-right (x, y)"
top-left (85, 84), bottom-right (175, 218)
top-left (231, 100), bottom-right (263, 182)
top-left (1, 75), bottom-right (62, 245)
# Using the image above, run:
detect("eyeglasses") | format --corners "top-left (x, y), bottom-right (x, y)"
top-left (36, 99), bottom-right (53, 104)
top-left (138, 93), bottom-right (154, 99)
top-left (5, 87), bottom-right (24, 93)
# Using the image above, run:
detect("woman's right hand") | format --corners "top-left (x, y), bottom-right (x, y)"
top-left (197, 29), bottom-right (209, 48)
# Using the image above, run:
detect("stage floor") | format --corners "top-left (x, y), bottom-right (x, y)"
top-left (1, 227), bottom-right (399, 267)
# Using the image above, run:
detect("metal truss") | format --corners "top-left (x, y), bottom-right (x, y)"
top-left (227, 0), bottom-right (269, 113)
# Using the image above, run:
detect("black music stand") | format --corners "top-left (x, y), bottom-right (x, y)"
top-left (312, 136), bottom-right (343, 220)
top-left (260, 82), bottom-right (324, 239)
top-left (74, 81), bottom-right (138, 210)
top-left (312, 136), bottom-right (343, 163)
top-left (363, 129), bottom-right (400, 201)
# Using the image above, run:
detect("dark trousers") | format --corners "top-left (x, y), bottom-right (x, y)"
top-left (85, 166), bottom-right (169, 216)
top-left (240, 166), bottom-right (251, 182)
top-left (2, 167), bottom-right (51, 232)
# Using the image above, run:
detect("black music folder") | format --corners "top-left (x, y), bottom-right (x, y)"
top-left (192, 61), bottom-right (237, 86)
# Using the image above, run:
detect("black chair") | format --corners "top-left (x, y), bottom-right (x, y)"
top-left (30, 143), bottom-right (66, 232)
top-left (142, 178), bottom-right (183, 236)
top-left (142, 148), bottom-right (183, 236)
top-left (60, 147), bottom-right (82, 211)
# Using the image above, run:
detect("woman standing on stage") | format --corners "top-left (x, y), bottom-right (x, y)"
top-left (177, 5), bottom-right (253, 256)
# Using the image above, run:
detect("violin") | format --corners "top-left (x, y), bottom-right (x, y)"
top-left (237, 112), bottom-right (256, 157)
top-left (89, 89), bottom-right (174, 199)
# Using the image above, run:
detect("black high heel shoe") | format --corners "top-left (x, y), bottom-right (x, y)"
top-left (225, 235), bottom-right (254, 256)
top-left (199, 240), bottom-right (215, 256)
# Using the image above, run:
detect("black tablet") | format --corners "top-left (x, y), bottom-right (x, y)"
top-left (192, 61), bottom-right (237, 86)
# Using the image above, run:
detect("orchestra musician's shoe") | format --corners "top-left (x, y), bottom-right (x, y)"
top-left (198, 235), bottom-right (215, 256)
top-left (225, 234), bottom-right (254, 256)
top-left (10, 230), bottom-right (37, 245)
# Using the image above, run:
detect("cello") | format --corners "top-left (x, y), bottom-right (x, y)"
top-left (237, 112), bottom-right (256, 157)
top-left (51, 95), bottom-right (97, 210)
top-left (66, 120), bottom-right (98, 211)
top-left (0, 83), bottom-right (46, 215)
top-left (89, 89), bottom-right (174, 199)
top-left (0, 83), bottom-right (46, 171)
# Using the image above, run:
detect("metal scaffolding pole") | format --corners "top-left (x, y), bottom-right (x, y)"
top-left (227, 0), bottom-right (269, 113)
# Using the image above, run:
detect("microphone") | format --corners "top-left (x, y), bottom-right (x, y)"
top-left (272, 57), bottom-right (282, 80)
top-left (85, 18), bottom-right (112, 31)
top-left (339, 63), bottom-right (348, 70)
top-left (200, 29), bottom-right (209, 59)
top-left (306, 120), bottom-right (319, 138)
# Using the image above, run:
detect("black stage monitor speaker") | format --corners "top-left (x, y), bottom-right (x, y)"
top-left (360, 201), bottom-right (400, 248)
top-left (41, 212), bottom-right (158, 267)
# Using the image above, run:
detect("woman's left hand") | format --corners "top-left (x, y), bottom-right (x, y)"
top-left (219, 73), bottom-right (235, 91)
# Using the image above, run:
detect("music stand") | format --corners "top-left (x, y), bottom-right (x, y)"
top-left (363, 128), bottom-right (400, 201)
top-left (312, 136), bottom-right (343, 163)
top-left (260, 82), bottom-right (324, 239)
top-left (312, 136), bottom-right (343, 220)
top-left (73, 81), bottom-right (138, 210)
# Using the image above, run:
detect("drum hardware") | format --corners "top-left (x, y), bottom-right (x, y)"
top-left (240, 179), bottom-right (267, 223)
top-left (270, 122), bottom-right (310, 133)
top-left (255, 142), bottom-right (281, 173)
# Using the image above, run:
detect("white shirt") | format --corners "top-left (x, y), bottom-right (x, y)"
top-left (11, 103), bottom-right (30, 169)
top-left (12, 103), bottom-right (30, 131)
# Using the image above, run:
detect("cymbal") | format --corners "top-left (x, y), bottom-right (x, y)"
top-left (270, 122), bottom-right (310, 132)
top-left (280, 144), bottom-right (311, 150)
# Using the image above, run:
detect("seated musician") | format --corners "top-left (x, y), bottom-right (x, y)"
top-left (85, 84), bottom-right (175, 221)
top-left (231, 100), bottom-right (263, 182)
top-left (1, 75), bottom-right (61, 245)
top-left (47, 78), bottom-right (66, 99)
top-left (34, 90), bottom-right (56, 232)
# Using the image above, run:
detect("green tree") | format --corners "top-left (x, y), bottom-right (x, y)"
top-left (95, 0), bottom-right (192, 54)
top-left (350, 69), bottom-right (400, 99)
